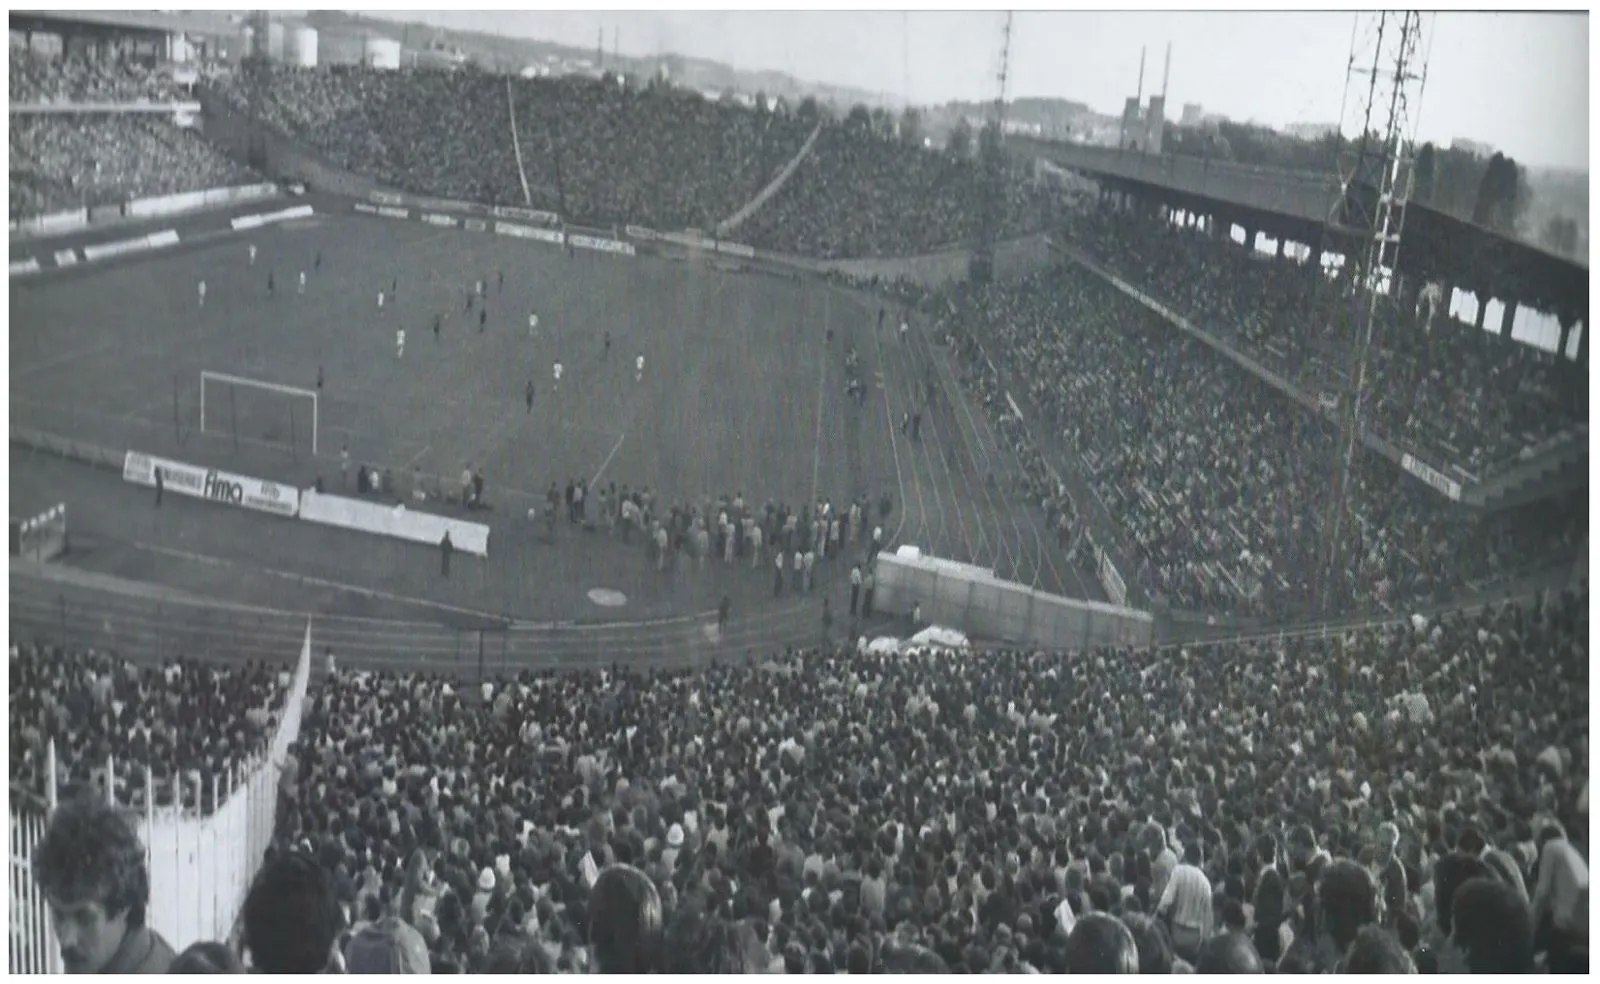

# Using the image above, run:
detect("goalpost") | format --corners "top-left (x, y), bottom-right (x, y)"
top-left (199, 370), bottom-right (319, 457)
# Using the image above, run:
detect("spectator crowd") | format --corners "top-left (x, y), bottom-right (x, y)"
top-left (8, 643), bottom-right (285, 814)
top-left (212, 64), bottom-right (1054, 257)
top-left (10, 47), bottom-right (190, 104)
top-left (9, 49), bottom-right (257, 218)
top-left (1070, 208), bottom-right (1588, 478)
top-left (938, 264), bottom-right (1586, 617)
top-left (25, 586), bottom-right (1588, 973)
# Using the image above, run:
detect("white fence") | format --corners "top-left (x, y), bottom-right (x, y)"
top-left (7, 621), bottom-right (312, 971)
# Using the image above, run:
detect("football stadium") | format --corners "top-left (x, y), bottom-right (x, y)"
top-left (8, 9), bottom-right (1589, 975)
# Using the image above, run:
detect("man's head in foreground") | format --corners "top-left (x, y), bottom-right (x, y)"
top-left (32, 796), bottom-right (154, 974)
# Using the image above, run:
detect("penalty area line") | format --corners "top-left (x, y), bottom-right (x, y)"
top-left (591, 431), bottom-right (625, 489)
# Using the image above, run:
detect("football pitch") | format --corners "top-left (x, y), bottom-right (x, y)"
top-left (12, 211), bottom-right (1098, 631)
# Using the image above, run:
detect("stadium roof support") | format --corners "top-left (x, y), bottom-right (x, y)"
top-left (1315, 11), bottom-right (1429, 617)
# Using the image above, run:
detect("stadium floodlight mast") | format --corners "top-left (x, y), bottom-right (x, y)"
top-left (1314, 11), bottom-right (1431, 617)
top-left (199, 370), bottom-right (319, 456)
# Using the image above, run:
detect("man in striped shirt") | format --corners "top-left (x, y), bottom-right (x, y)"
top-left (1156, 841), bottom-right (1213, 964)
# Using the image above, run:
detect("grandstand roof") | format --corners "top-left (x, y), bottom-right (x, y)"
top-left (1032, 140), bottom-right (1588, 321)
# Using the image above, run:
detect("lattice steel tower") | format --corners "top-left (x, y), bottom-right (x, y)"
top-left (971, 11), bottom-right (1013, 284)
top-left (1315, 12), bottom-right (1430, 616)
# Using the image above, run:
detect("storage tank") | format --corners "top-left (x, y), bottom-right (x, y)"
top-left (319, 32), bottom-right (364, 66)
top-left (264, 20), bottom-right (285, 62)
top-left (283, 25), bottom-right (318, 68)
top-left (364, 37), bottom-right (401, 70)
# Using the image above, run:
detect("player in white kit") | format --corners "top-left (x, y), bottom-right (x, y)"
top-left (197, 280), bottom-right (206, 307)
top-left (248, 244), bottom-right (257, 265)
top-left (378, 291), bottom-right (386, 310)
top-left (528, 313), bottom-right (539, 337)
top-left (553, 361), bottom-right (563, 390)
top-left (396, 328), bottom-right (406, 358)
top-left (298, 271), bottom-right (306, 294)
top-left (635, 354), bottom-right (644, 383)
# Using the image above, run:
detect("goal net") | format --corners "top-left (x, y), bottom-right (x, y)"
top-left (199, 371), bottom-right (318, 457)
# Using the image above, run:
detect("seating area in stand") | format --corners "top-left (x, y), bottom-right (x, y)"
top-left (1068, 209), bottom-right (1587, 478)
top-left (8, 643), bottom-right (286, 814)
top-left (210, 65), bottom-right (1055, 256)
top-left (9, 51), bottom-right (258, 218)
top-left (936, 266), bottom-right (1585, 617)
top-left (77, 587), bottom-right (1574, 973)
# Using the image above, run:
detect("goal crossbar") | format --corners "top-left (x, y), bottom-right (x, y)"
top-left (199, 370), bottom-right (319, 455)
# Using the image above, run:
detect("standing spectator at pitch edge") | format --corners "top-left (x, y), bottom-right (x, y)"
top-left (32, 796), bottom-right (175, 974)
top-left (440, 530), bottom-right (453, 578)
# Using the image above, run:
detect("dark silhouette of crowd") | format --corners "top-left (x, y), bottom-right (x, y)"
top-left (9, 51), bottom-right (257, 218)
top-left (31, 585), bottom-right (1582, 972)
top-left (737, 120), bottom-right (1055, 259)
top-left (939, 264), bottom-right (1585, 617)
top-left (210, 64), bottom-right (1054, 256)
top-left (1069, 208), bottom-right (1587, 479)
top-left (8, 643), bottom-right (285, 814)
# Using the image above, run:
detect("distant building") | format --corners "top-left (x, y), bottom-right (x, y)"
top-left (1181, 102), bottom-right (1203, 127)
top-left (1119, 95), bottom-right (1165, 154)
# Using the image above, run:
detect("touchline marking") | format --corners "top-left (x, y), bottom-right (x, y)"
top-left (591, 431), bottom-right (625, 488)
top-left (405, 444), bottom-right (432, 468)
top-left (809, 291), bottom-right (830, 505)
top-left (131, 541), bottom-right (507, 622)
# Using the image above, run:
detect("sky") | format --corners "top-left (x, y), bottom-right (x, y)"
top-left (363, 9), bottom-right (1588, 171)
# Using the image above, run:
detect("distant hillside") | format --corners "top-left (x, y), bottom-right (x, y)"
top-left (349, 11), bottom-right (895, 111)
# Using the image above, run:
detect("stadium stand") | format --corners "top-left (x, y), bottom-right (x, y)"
top-left (1069, 208), bottom-right (1588, 477)
top-left (9, 31), bottom-right (1588, 978)
top-left (10, 48), bottom-right (187, 103)
top-left (209, 65), bottom-right (1056, 253)
top-left (8, 51), bottom-right (259, 218)
top-left (735, 120), bottom-right (1054, 258)
top-left (9, 643), bottom-right (285, 813)
top-left (226, 587), bottom-right (1585, 973)
top-left (939, 266), bottom-right (1585, 616)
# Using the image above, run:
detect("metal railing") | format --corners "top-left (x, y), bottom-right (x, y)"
top-left (7, 625), bottom-right (312, 967)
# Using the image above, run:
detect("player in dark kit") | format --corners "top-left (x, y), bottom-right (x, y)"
top-left (433, 313), bottom-right (442, 339)
top-left (604, 331), bottom-right (611, 358)
top-left (314, 249), bottom-right (322, 271)
top-left (267, 271), bottom-right (275, 294)
top-left (525, 379), bottom-right (535, 413)
top-left (497, 269), bottom-right (504, 293)
top-left (479, 308), bottom-right (487, 332)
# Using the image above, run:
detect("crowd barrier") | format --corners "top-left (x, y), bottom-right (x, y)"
top-left (7, 621), bottom-right (312, 970)
top-left (873, 547), bottom-right (1154, 650)
top-left (79, 228), bottom-right (180, 264)
top-left (230, 203), bottom-right (314, 231)
top-left (11, 503), bottom-right (68, 563)
top-left (298, 488), bottom-right (490, 557)
top-left (9, 207), bottom-right (87, 237)
top-left (125, 182), bottom-right (278, 221)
